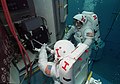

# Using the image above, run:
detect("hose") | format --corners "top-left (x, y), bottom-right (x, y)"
top-left (1, 0), bottom-right (32, 83)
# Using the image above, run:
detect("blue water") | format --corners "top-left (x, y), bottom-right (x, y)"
top-left (66, 0), bottom-right (120, 84)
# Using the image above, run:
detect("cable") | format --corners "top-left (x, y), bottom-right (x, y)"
top-left (1, 0), bottom-right (32, 83)
top-left (20, 72), bottom-right (27, 84)
top-left (98, 11), bottom-right (120, 58)
top-left (103, 11), bottom-right (120, 42)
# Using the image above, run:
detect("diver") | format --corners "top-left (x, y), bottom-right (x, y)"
top-left (37, 40), bottom-right (89, 84)
top-left (81, 11), bottom-right (105, 61)
top-left (63, 11), bottom-right (105, 60)
top-left (63, 11), bottom-right (94, 47)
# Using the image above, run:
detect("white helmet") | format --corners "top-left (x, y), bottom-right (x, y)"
top-left (73, 14), bottom-right (87, 25)
top-left (54, 40), bottom-right (75, 62)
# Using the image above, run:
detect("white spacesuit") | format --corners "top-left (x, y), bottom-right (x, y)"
top-left (81, 11), bottom-right (105, 50)
top-left (81, 11), bottom-right (105, 60)
top-left (63, 12), bottom-right (94, 60)
top-left (38, 40), bottom-right (89, 84)
top-left (63, 12), bottom-right (94, 46)
top-left (63, 11), bottom-right (105, 60)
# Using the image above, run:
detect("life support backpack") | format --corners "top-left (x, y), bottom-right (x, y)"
top-left (82, 11), bottom-right (105, 50)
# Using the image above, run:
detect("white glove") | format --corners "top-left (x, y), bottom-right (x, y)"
top-left (34, 43), bottom-right (47, 52)
top-left (41, 43), bottom-right (47, 50)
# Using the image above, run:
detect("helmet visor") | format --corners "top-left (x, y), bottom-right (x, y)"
top-left (73, 19), bottom-right (83, 29)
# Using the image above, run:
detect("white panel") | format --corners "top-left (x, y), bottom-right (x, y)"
top-left (33, 0), bottom-right (57, 44)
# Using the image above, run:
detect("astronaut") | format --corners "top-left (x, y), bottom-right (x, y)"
top-left (81, 11), bottom-right (105, 60)
top-left (38, 40), bottom-right (89, 84)
top-left (81, 11), bottom-right (105, 50)
top-left (63, 11), bottom-right (105, 60)
top-left (63, 12), bottom-right (94, 47)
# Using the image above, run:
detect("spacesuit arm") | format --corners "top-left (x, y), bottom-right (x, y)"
top-left (38, 44), bottom-right (58, 78)
top-left (84, 38), bottom-right (93, 46)
top-left (63, 26), bottom-right (75, 39)
top-left (83, 28), bottom-right (94, 46)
